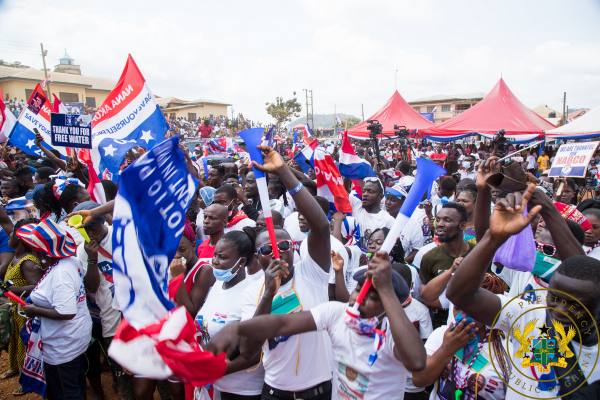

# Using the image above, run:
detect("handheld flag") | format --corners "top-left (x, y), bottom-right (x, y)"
top-left (339, 131), bottom-right (376, 179)
top-left (0, 95), bottom-right (16, 143)
top-left (313, 147), bottom-right (352, 213)
top-left (109, 136), bottom-right (225, 383)
top-left (294, 140), bottom-right (318, 174)
top-left (52, 94), bottom-right (68, 114)
top-left (239, 128), bottom-right (280, 259)
top-left (91, 55), bottom-right (168, 182)
top-left (8, 84), bottom-right (67, 157)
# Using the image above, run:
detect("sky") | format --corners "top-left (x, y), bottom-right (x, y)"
top-left (1, 0), bottom-right (600, 122)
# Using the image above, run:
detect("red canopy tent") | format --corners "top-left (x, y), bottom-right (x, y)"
top-left (347, 91), bottom-right (433, 140)
top-left (417, 78), bottom-right (555, 143)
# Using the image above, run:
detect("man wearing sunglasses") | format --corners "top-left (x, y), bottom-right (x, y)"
top-left (236, 146), bottom-right (333, 400)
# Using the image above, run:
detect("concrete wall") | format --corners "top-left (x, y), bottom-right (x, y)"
top-left (0, 79), bottom-right (109, 106)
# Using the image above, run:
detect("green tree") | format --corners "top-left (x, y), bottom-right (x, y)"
top-left (342, 116), bottom-right (361, 129)
top-left (266, 93), bottom-right (302, 127)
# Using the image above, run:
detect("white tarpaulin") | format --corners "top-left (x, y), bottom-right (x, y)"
top-left (546, 106), bottom-right (600, 140)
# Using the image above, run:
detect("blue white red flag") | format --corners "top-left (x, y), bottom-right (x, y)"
top-left (8, 84), bottom-right (67, 157)
top-left (294, 139), bottom-right (318, 173)
top-left (91, 55), bottom-right (168, 182)
top-left (108, 136), bottom-right (225, 384)
top-left (338, 131), bottom-right (376, 179)
top-left (293, 123), bottom-right (313, 145)
top-left (314, 147), bottom-right (352, 213)
top-left (262, 126), bottom-right (275, 147)
top-left (0, 93), bottom-right (16, 143)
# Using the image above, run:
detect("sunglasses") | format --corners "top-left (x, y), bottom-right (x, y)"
top-left (257, 240), bottom-right (293, 256)
top-left (364, 177), bottom-right (384, 192)
top-left (536, 241), bottom-right (557, 257)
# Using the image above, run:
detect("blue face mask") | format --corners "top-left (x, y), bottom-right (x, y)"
top-left (212, 258), bottom-right (242, 282)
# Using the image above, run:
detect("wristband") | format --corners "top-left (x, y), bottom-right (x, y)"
top-left (288, 182), bottom-right (304, 196)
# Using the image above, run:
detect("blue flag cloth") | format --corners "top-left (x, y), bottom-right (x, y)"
top-left (239, 128), bottom-right (266, 179)
top-left (111, 136), bottom-right (198, 328)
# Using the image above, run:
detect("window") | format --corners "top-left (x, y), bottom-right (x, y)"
top-left (188, 112), bottom-right (197, 121)
top-left (441, 104), bottom-right (451, 112)
top-left (455, 103), bottom-right (471, 112)
top-left (85, 97), bottom-right (96, 108)
top-left (59, 92), bottom-right (79, 102)
top-left (25, 89), bottom-right (33, 100)
top-left (426, 106), bottom-right (435, 113)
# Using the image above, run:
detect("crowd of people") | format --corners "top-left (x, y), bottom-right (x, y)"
top-left (0, 129), bottom-right (600, 400)
top-left (168, 114), bottom-right (259, 139)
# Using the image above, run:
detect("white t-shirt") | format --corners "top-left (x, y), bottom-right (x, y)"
top-left (403, 298), bottom-right (433, 394)
top-left (492, 294), bottom-right (600, 399)
top-left (526, 154), bottom-right (537, 170)
top-left (283, 211), bottom-right (307, 247)
top-left (425, 325), bottom-right (507, 400)
top-left (196, 278), bottom-right (264, 395)
top-left (323, 236), bottom-right (352, 291)
top-left (400, 207), bottom-right (429, 255)
top-left (30, 257), bottom-right (92, 365)
top-left (78, 225), bottom-right (121, 338)
top-left (311, 301), bottom-right (408, 399)
top-left (508, 271), bottom-right (547, 305)
top-left (224, 215), bottom-right (256, 233)
top-left (349, 196), bottom-right (394, 238)
top-left (584, 245), bottom-right (600, 261)
top-left (240, 253), bottom-right (332, 391)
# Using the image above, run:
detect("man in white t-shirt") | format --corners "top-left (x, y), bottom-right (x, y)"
top-left (214, 183), bottom-right (257, 233)
top-left (447, 185), bottom-right (600, 399)
top-left (350, 177), bottom-right (394, 239)
top-left (210, 252), bottom-right (427, 400)
top-left (236, 147), bottom-right (335, 398)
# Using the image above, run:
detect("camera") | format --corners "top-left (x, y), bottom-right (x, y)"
top-left (366, 120), bottom-right (383, 137)
top-left (492, 129), bottom-right (509, 158)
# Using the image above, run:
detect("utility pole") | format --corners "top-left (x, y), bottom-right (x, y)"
top-left (334, 104), bottom-right (337, 136)
top-left (40, 43), bottom-right (52, 100)
top-left (361, 103), bottom-right (365, 121)
top-left (303, 89), bottom-right (314, 130)
top-left (562, 91), bottom-right (567, 125)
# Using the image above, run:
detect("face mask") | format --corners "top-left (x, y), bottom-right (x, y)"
top-left (462, 161), bottom-right (472, 169)
top-left (344, 305), bottom-right (382, 336)
top-left (532, 251), bottom-right (560, 283)
top-left (212, 258), bottom-right (242, 282)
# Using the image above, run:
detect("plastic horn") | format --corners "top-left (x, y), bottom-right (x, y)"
top-left (348, 157), bottom-right (446, 317)
top-left (239, 128), bottom-right (280, 259)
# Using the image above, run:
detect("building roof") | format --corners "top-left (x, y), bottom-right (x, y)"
top-left (156, 96), bottom-right (231, 108)
top-left (0, 65), bottom-right (114, 91)
top-left (409, 92), bottom-right (484, 104)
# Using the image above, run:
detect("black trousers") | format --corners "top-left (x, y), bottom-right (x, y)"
top-left (45, 353), bottom-right (87, 400)
top-left (221, 392), bottom-right (262, 400)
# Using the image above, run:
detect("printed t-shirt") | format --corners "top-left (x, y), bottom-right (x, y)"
top-left (349, 196), bottom-right (394, 239)
top-left (311, 301), bottom-right (408, 399)
top-left (78, 225), bottom-right (120, 337)
top-left (30, 257), bottom-right (92, 365)
top-left (425, 325), bottom-right (506, 399)
top-left (240, 252), bottom-right (332, 391)
top-left (196, 278), bottom-right (264, 395)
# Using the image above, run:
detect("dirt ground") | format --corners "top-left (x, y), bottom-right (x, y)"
top-left (0, 350), bottom-right (120, 400)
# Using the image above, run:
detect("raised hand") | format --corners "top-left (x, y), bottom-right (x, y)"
top-left (366, 251), bottom-right (394, 292)
top-left (489, 183), bottom-right (541, 241)
top-left (252, 146), bottom-right (285, 173)
top-left (475, 156), bottom-right (500, 190)
top-left (441, 320), bottom-right (478, 355)
top-left (331, 251), bottom-right (344, 272)
top-left (264, 259), bottom-right (289, 297)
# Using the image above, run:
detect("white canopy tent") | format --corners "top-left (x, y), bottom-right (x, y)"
top-left (546, 106), bottom-right (600, 140)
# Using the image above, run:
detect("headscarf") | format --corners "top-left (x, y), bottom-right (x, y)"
top-left (16, 219), bottom-right (77, 258)
top-left (199, 186), bottom-right (216, 207)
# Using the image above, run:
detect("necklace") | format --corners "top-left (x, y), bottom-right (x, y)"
top-left (452, 342), bottom-right (483, 400)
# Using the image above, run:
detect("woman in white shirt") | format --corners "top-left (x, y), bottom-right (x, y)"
top-left (20, 219), bottom-right (92, 400)
top-left (209, 252), bottom-right (426, 400)
top-left (196, 229), bottom-right (264, 399)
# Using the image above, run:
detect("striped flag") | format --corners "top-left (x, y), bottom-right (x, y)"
top-left (108, 136), bottom-right (226, 384)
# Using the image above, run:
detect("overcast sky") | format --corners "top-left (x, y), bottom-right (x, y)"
top-left (1, 0), bottom-right (599, 121)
